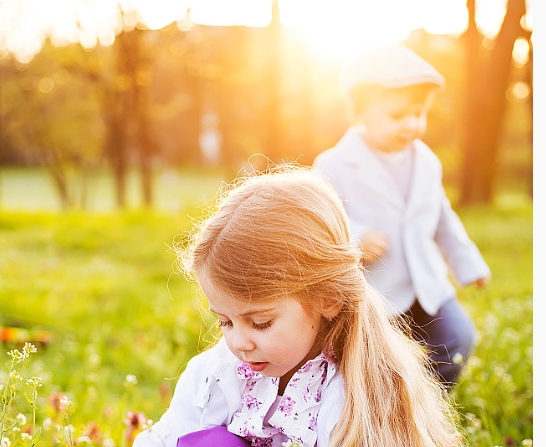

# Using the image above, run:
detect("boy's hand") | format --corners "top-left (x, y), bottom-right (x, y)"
top-left (471, 275), bottom-right (491, 288)
top-left (360, 230), bottom-right (389, 265)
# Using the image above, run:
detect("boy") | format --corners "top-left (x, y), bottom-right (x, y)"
top-left (312, 43), bottom-right (491, 389)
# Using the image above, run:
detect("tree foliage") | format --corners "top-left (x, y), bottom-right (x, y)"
top-left (0, 42), bottom-right (104, 209)
top-left (0, 2), bottom-right (533, 209)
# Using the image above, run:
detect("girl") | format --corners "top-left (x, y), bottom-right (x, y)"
top-left (133, 165), bottom-right (464, 447)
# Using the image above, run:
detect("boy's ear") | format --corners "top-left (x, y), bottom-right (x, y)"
top-left (323, 299), bottom-right (342, 320)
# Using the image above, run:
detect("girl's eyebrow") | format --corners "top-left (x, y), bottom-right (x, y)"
top-left (209, 306), bottom-right (276, 318)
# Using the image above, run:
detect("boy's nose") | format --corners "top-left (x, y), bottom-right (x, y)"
top-left (403, 114), bottom-right (426, 135)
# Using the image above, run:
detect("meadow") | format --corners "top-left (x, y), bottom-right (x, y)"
top-left (0, 168), bottom-right (533, 446)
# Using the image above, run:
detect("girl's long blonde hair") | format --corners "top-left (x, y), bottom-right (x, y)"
top-left (177, 164), bottom-right (464, 447)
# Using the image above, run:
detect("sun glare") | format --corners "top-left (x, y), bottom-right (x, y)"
top-left (0, 0), bottom-right (534, 64)
top-left (277, 0), bottom-right (475, 62)
top-left (190, 0), bottom-right (271, 26)
top-left (279, 0), bottom-right (413, 62)
top-left (475, 0), bottom-right (507, 38)
top-left (127, 0), bottom-right (191, 30)
top-left (422, 0), bottom-right (468, 35)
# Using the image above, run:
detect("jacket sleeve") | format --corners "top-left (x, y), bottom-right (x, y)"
top-left (434, 192), bottom-right (491, 286)
top-left (132, 344), bottom-right (230, 447)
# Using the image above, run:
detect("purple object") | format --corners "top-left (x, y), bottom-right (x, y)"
top-left (176, 426), bottom-right (251, 447)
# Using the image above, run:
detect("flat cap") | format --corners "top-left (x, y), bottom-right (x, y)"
top-left (340, 43), bottom-right (445, 94)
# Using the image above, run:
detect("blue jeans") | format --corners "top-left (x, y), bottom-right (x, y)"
top-left (405, 298), bottom-right (476, 390)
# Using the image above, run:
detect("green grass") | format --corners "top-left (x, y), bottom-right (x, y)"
top-left (0, 167), bottom-right (228, 213)
top-left (0, 168), bottom-right (533, 446)
top-left (452, 203), bottom-right (533, 446)
top-left (0, 210), bottom-right (216, 446)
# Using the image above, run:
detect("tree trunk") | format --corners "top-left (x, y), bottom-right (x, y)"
top-left (31, 103), bottom-right (73, 210)
top-left (526, 42), bottom-right (533, 199)
top-left (180, 68), bottom-right (203, 166)
top-left (47, 161), bottom-right (72, 210)
top-left (459, 0), bottom-right (527, 205)
top-left (132, 29), bottom-right (155, 208)
top-left (104, 89), bottom-right (128, 209)
top-left (264, 0), bottom-right (283, 163)
top-left (106, 31), bottom-right (136, 209)
top-left (459, 0), bottom-right (482, 205)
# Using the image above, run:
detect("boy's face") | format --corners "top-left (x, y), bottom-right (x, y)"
top-left (357, 86), bottom-right (436, 153)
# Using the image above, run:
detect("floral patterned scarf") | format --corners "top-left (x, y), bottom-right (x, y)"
top-left (227, 352), bottom-right (335, 447)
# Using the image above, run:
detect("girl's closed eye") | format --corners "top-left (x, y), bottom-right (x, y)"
top-left (252, 320), bottom-right (273, 331)
top-left (216, 319), bottom-right (273, 331)
top-left (217, 319), bottom-right (233, 329)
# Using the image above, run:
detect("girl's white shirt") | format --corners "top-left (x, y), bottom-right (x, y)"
top-left (132, 337), bottom-right (344, 447)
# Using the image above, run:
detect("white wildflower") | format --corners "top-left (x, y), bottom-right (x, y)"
top-left (26, 376), bottom-right (43, 387)
top-left (7, 349), bottom-right (24, 362)
top-left (42, 418), bottom-right (53, 430)
top-left (60, 395), bottom-right (71, 407)
top-left (9, 371), bottom-right (22, 382)
top-left (22, 342), bottom-right (37, 356)
top-left (125, 374), bottom-right (138, 386)
top-left (16, 413), bottom-right (27, 425)
top-left (65, 424), bottom-right (75, 435)
top-left (452, 352), bottom-right (464, 365)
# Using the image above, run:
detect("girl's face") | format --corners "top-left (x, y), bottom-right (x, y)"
top-left (197, 270), bottom-right (324, 389)
top-left (358, 87), bottom-right (435, 153)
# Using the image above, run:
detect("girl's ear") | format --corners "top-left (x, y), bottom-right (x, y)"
top-left (323, 299), bottom-right (342, 320)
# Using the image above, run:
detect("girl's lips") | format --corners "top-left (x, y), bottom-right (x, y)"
top-left (248, 362), bottom-right (268, 372)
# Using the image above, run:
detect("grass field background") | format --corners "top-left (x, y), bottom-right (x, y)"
top-left (0, 167), bottom-right (534, 446)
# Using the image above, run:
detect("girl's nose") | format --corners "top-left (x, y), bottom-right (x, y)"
top-left (229, 326), bottom-right (255, 353)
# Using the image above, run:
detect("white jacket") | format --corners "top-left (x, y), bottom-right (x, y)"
top-left (313, 127), bottom-right (491, 316)
top-left (133, 338), bottom-right (344, 447)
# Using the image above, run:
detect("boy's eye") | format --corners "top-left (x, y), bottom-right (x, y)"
top-left (390, 112), bottom-right (406, 120)
top-left (252, 320), bottom-right (273, 331)
top-left (217, 320), bottom-right (232, 328)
